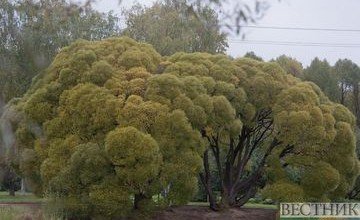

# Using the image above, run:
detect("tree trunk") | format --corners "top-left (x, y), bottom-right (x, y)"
top-left (220, 190), bottom-right (236, 208)
top-left (9, 188), bottom-right (15, 196)
top-left (340, 82), bottom-right (345, 105)
top-left (236, 187), bottom-right (257, 206)
top-left (221, 137), bottom-right (279, 208)
top-left (202, 178), bottom-right (217, 210)
top-left (200, 149), bottom-right (218, 211)
top-left (353, 82), bottom-right (360, 126)
top-left (20, 178), bottom-right (26, 195)
top-left (201, 112), bottom-right (279, 210)
top-left (134, 193), bottom-right (146, 210)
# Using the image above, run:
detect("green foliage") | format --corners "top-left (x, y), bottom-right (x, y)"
top-left (89, 179), bottom-right (132, 217)
top-left (0, 0), bottom-right (120, 103)
top-left (304, 58), bottom-right (360, 200)
top-left (151, 52), bottom-right (358, 204)
top-left (123, 0), bottom-right (228, 56)
top-left (301, 162), bottom-right (340, 200)
top-left (105, 126), bottom-right (161, 191)
top-left (262, 181), bottom-right (304, 202)
top-left (244, 51), bottom-right (263, 61)
top-left (273, 55), bottom-right (303, 78)
top-left (303, 58), bottom-right (339, 102)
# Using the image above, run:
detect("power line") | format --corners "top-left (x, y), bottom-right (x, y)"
top-left (239, 25), bottom-right (360, 32)
top-left (228, 39), bottom-right (360, 48)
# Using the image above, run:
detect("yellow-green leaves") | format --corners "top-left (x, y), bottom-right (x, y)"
top-left (301, 162), bottom-right (340, 200)
top-left (55, 83), bottom-right (121, 140)
top-left (262, 181), bottom-right (305, 202)
top-left (24, 88), bottom-right (56, 123)
top-left (119, 46), bottom-right (160, 73)
top-left (105, 126), bottom-right (161, 190)
top-left (89, 179), bottom-right (132, 217)
top-left (268, 81), bottom-right (358, 202)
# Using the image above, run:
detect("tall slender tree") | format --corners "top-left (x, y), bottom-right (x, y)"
top-left (333, 59), bottom-right (360, 123)
top-left (303, 58), bottom-right (339, 102)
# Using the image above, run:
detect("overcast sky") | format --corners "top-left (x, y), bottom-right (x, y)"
top-left (91, 0), bottom-right (360, 67)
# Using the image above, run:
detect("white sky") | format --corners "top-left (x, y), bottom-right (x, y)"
top-left (90, 0), bottom-right (360, 67)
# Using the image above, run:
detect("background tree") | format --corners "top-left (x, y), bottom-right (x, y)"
top-left (244, 51), bottom-right (263, 61)
top-left (0, 158), bottom-right (20, 196)
top-left (123, 0), bottom-right (228, 56)
top-left (273, 55), bottom-right (303, 78)
top-left (115, 0), bottom-right (274, 34)
top-left (333, 59), bottom-right (360, 123)
top-left (186, 0), bottom-right (273, 34)
top-left (0, 0), bottom-right (120, 103)
top-left (0, 99), bottom-right (22, 196)
top-left (303, 58), bottom-right (339, 102)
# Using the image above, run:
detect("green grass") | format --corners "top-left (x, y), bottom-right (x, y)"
top-left (187, 202), bottom-right (209, 206)
top-left (0, 192), bottom-right (64, 220)
top-left (187, 201), bottom-right (277, 209)
top-left (0, 206), bottom-right (64, 220)
top-left (0, 206), bottom-right (49, 220)
top-left (0, 191), bottom-right (44, 203)
top-left (0, 192), bottom-right (278, 219)
top-left (243, 203), bottom-right (277, 209)
top-left (0, 206), bottom-right (33, 220)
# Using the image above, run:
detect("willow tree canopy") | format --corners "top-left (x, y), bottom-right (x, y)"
top-left (8, 37), bottom-right (359, 217)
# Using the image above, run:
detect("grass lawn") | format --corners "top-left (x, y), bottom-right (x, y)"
top-left (0, 191), bottom-right (44, 203)
top-left (187, 201), bottom-right (277, 209)
top-left (0, 192), bottom-right (61, 219)
top-left (0, 206), bottom-right (39, 220)
top-left (243, 203), bottom-right (277, 209)
top-left (0, 193), bottom-right (279, 219)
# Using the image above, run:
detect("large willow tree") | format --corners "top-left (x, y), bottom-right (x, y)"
top-left (152, 53), bottom-right (359, 208)
top-left (11, 38), bottom-right (203, 218)
top-left (8, 37), bottom-right (359, 217)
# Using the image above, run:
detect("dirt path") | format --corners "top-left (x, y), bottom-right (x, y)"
top-left (153, 206), bottom-right (278, 220)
